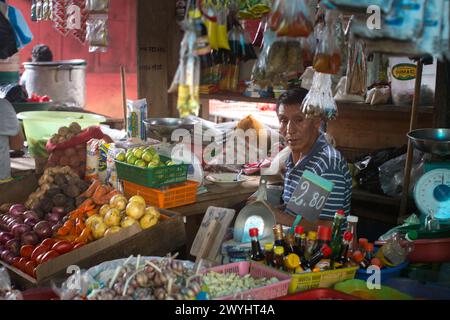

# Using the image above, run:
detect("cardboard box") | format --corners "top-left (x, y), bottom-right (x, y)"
top-left (1, 211), bottom-right (186, 289)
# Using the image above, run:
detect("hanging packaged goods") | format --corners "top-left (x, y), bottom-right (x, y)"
top-left (300, 72), bottom-right (338, 120)
top-left (313, 11), bottom-right (342, 75)
top-left (269, 0), bottom-right (314, 38)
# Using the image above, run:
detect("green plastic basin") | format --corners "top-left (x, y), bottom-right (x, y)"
top-left (17, 111), bottom-right (106, 158)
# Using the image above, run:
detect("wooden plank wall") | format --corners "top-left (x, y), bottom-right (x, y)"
top-left (137, 0), bottom-right (182, 118)
top-left (328, 109), bottom-right (434, 152)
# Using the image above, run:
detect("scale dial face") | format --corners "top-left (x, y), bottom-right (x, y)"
top-left (414, 169), bottom-right (450, 219)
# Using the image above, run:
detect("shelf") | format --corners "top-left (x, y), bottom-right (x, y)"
top-left (200, 93), bottom-right (435, 114)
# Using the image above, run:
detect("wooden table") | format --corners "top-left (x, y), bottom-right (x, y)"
top-left (172, 176), bottom-right (261, 260)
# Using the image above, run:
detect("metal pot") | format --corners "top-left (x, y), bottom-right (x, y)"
top-left (22, 59), bottom-right (87, 108)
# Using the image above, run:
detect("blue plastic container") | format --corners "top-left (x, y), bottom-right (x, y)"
top-left (384, 278), bottom-right (450, 300)
top-left (356, 261), bottom-right (409, 283)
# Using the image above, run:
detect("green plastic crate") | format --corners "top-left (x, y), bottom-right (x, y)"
top-left (115, 156), bottom-right (189, 188)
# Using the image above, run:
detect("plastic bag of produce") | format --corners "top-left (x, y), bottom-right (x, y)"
top-left (313, 11), bottom-right (342, 75)
top-left (269, 0), bottom-right (314, 38)
top-left (301, 72), bottom-right (338, 120)
top-left (46, 125), bottom-right (112, 178)
top-left (0, 267), bottom-right (23, 300)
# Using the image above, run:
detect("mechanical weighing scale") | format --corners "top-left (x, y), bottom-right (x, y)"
top-left (408, 128), bottom-right (450, 225)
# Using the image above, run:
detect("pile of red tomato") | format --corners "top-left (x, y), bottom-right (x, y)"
top-left (11, 239), bottom-right (84, 278)
top-left (27, 93), bottom-right (51, 103)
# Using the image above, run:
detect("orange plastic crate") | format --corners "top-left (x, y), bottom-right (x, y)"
top-left (123, 180), bottom-right (198, 209)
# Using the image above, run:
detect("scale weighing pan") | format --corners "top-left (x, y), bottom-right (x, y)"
top-left (407, 128), bottom-right (450, 157)
top-left (233, 177), bottom-right (276, 244)
top-left (144, 118), bottom-right (197, 141)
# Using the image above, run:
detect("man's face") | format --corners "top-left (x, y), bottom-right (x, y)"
top-left (277, 104), bottom-right (321, 154)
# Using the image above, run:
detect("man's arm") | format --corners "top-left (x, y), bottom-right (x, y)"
top-left (9, 127), bottom-right (24, 151)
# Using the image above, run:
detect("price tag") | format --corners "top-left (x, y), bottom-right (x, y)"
top-left (286, 170), bottom-right (334, 222)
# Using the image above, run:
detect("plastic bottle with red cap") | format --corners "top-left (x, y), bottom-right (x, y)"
top-left (294, 225), bottom-right (306, 256)
top-left (316, 225), bottom-right (332, 253)
top-left (337, 231), bottom-right (353, 265)
top-left (352, 250), bottom-right (369, 269)
top-left (306, 244), bottom-right (333, 270)
top-left (329, 210), bottom-right (347, 268)
top-left (249, 228), bottom-right (265, 262)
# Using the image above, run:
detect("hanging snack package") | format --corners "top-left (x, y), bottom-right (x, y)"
top-left (53, 0), bottom-right (69, 36)
top-left (71, 0), bottom-right (88, 44)
top-left (269, 0), bottom-right (314, 38)
top-left (313, 12), bottom-right (342, 75)
top-left (417, 0), bottom-right (443, 57)
top-left (31, 0), bottom-right (38, 21)
top-left (251, 29), bottom-right (277, 87)
top-left (345, 39), bottom-right (367, 97)
top-left (301, 72), bottom-right (338, 120)
top-left (86, 0), bottom-right (110, 13)
top-left (86, 14), bottom-right (109, 52)
top-left (126, 98), bottom-right (148, 142)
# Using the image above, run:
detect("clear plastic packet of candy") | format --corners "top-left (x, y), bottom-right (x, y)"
top-left (417, 0), bottom-right (444, 57)
top-left (301, 72), bottom-right (338, 120)
top-left (86, 14), bottom-right (109, 52)
top-left (345, 38), bottom-right (367, 96)
top-left (269, 0), bottom-right (314, 38)
top-left (86, 0), bottom-right (110, 14)
top-left (313, 11), bottom-right (342, 75)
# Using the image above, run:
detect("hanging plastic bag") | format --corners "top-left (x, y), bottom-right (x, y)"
top-left (251, 29), bottom-right (276, 88)
top-left (86, 14), bottom-right (109, 52)
top-left (345, 39), bottom-right (367, 96)
top-left (313, 11), bottom-right (342, 75)
top-left (71, 0), bottom-right (89, 44)
top-left (86, 0), bottom-right (110, 13)
top-left (7, 6), bottom-right (33, 49)
top-left (269, 0), bottom-right (314, 38)
top-left (0, 11), bottom-right (18, 60)
top-left (300, 72), bottom-right (338, 120)
top-left (52, 0), bottom-right (69, 36)
top-left (176, 30), bottom-right (201, 117)
top-left (417, 0), bottom-right (443, 57)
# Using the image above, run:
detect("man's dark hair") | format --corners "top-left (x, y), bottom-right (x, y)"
top-left (31, 44), bottom-right (53, 62)
top-left (276, 88), bottom-right (309, 113)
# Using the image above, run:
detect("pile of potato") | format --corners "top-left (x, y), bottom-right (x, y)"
top-left (49, 122), bottom-right (82, 145)
top-left (47, 123), bottom-right (86, 177)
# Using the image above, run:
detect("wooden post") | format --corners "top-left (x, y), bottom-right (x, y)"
top-left (399, 61), bottom-right (423, 220)
top-left (137, 0), bottom-right (177, 118)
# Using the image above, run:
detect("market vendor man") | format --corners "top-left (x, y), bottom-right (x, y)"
top-left (270, 88), bottom-right (352, 230)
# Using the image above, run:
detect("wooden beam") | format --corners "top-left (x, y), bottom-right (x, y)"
top-left (137, 0), bottom-right (172, 118)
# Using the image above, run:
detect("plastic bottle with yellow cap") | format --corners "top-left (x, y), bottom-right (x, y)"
top-left (305, 231), bottom-right (318, 259)
top-left (284, 253), bottom-right (303, 274)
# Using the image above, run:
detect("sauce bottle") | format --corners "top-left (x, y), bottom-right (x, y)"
top-left (317, 225), bottom-right (332, 251)
top-left (358, 238), bottom-right (369, 256)
top-left (273, 246), bottom-right (285, 271)
top-left (294, 226), bottom-right (306, 256)
top-left (346, 215), bottom-right (358, 254)
top-left (264, 243), bottom-right (274, 267)
top-left (249, 228), bottom-right (265, 263)
top-left (273, 224), bottom-right (285, 249)
top-left (284, 234), bottom-right (296, 255)
top-left (329, 210), bottom-right (347, 269)
top-left (305, 231), bottom-right (318, 259)
top-left (337, 231), bottom-right (353, 265)
top-left (306, 244), bottom-right (332, 270)
top-left (352, 250), bottom-right (369, 269)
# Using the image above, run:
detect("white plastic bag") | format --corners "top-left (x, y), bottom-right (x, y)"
top-left (301, 72), bottom-right (338, 120)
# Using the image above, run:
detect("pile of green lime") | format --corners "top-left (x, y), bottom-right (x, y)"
top-left (115, 146), bottom-right (176, 169)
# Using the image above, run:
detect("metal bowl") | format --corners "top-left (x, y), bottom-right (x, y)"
top-left (143, 118), bottom-right (197, 141)
top-left (407, 128), bottom-right (450, 156)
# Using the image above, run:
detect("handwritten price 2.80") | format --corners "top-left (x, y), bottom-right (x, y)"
top-left (290, 181), bottom-right (326, 210)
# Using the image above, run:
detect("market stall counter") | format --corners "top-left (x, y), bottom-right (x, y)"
top-left (172, 176), bottom-right (263, 260)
